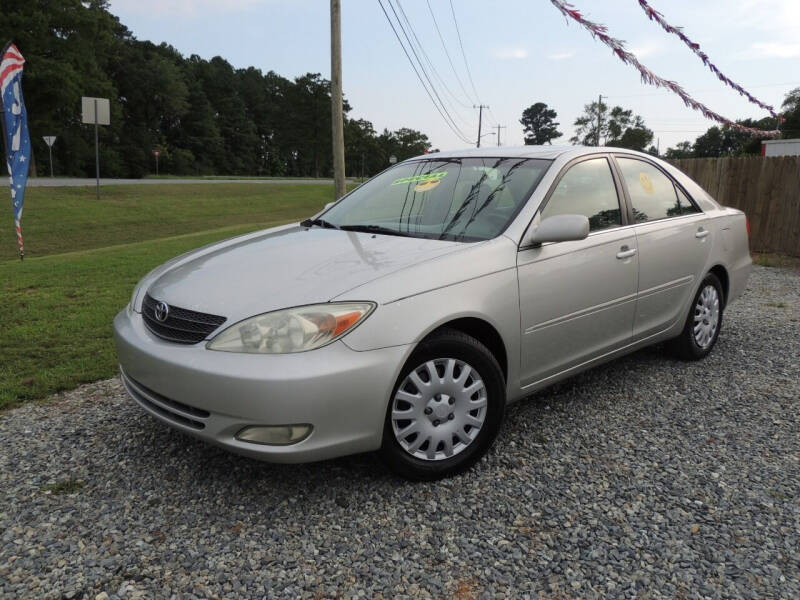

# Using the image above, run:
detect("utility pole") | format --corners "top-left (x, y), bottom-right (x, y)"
top-left (330, 0), bottom-right (346, 199)
top-left (495, 125), bottom-right (507, 146)
top-left (474, 104), bottom-right (489, 148)
top-left (596, 94), bottom-right (603, 147)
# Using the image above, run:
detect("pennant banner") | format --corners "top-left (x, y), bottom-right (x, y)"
top-left (1, 42), bottom-right (31, 259)
top-left (549, 1), bottom-right (781, 138)
top-left (636, 0), bottom-right (782, 121)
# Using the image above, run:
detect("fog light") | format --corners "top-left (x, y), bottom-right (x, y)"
top-left (235, 424), bottom-right (312, 446)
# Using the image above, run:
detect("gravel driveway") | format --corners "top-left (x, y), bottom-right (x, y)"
top-left (1, 266), bottom-right (798, 599)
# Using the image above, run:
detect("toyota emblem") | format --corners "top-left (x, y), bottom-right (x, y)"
top-left (154, 301), bottom-right (170, 322)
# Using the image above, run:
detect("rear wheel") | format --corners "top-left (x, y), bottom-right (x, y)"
top-left (668, 272), bottom-right (724, 360)
top-left (380, 329), bottom-right (505, 480)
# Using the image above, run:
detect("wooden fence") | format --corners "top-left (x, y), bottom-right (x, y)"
top-left (668, 156), bottom-right (800, 257)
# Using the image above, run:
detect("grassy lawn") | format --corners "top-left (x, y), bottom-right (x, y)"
top-left (0, 183), bottom-right (333, 261)
top-left (0, 183), bottom-right (333, 409)
top-left (143, 175), bottom-right (328, 181)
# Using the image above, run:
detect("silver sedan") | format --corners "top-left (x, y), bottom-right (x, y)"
top-left (114, 146), bottom-right (752, 479)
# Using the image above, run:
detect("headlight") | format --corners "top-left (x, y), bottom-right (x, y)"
top-left (206, 302), bottom-right (375, 354)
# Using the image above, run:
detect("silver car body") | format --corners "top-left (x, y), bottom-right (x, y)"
top-left (114, 146), bottom-right (751, 462)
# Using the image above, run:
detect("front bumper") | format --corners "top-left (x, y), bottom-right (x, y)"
top-left (113, 308), bottom-right (411, 463)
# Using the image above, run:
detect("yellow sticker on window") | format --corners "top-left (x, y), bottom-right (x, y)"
top-left (639, 172), bottom-right (654, 194)
top-left (414, 179), bottom-right (442, 192)
top-left (391, 172), bottom-right (447, 186)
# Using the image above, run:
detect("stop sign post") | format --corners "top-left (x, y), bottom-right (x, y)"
top-left (42, 136), bottom-right (56, 177)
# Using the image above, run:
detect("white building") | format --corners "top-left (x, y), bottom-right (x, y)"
top-left (761, 139), bottom-right (800, 157)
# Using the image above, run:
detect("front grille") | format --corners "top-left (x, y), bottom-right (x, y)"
top-left (121, 368), bottom-right (210, 430)
top-left (142, 293), bottom-right (226, 344)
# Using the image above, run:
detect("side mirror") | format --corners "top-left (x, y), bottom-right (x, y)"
top-left (523, 214), bottom-right (590, 247)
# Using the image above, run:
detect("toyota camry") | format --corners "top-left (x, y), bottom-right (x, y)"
top-left (114, 146), bottom-right (752, 480)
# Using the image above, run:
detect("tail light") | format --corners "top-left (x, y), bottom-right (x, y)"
top-left (745, 218), bottom-right (751, 238)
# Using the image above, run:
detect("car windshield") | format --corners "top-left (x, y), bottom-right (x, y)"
top-left (320, 157), bottom-right (551, 242)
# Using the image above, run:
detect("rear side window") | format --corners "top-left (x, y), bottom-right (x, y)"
top-left (540, 158), bottom-right (622, 232)
top-left (617, 157), bottom-right (693, 222)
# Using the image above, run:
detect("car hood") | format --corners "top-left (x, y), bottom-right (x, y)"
top-left (146, 224), bottom-right (465, 321)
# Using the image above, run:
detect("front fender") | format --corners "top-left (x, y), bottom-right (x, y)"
top-left (339, 267), bottom-right (522, 399)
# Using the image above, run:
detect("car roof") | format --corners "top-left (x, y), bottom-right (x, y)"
top-left (406, 145), bottom-right (657, 162)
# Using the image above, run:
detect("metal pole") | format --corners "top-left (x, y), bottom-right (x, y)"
top-left (475, 104), bottom-right (487, 148)
top-left (156, 153), bottom-right (159, 176)
top-left (48, 144), bottom-right (53, 178)
top-left (330, 0), bottom-right (346, 200)
top-left (495, 125), bottom-right (506, 146)
top-left (596, 94), bottom-right (603, 147)
top-left (94, 98), bottom-right (100, 200)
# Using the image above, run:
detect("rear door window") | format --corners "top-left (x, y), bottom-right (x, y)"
top-left (617, 158), bottom-right (688, 223)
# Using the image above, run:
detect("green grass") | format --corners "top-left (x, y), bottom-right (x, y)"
top-left (143, 174), bottom-right (327, 181)
top-left (0, 183), bottom-right (334, 262)
top-left (752, 252), bottom-right (800, 270)
top-left (0, 183), bottom-right (335, 409)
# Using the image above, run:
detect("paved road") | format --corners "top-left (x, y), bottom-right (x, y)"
top-left (1, 266), bottom-right (798, 598)
top-left (28, 177), bottom-right (343, 187)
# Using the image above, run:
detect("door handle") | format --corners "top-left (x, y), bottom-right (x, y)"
top-left (616, 245), bottom-right (637, 259)
top-left (695, 228), bottom-right (710, 239)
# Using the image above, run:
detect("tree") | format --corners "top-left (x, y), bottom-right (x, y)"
top-left (520, 102), bottom-right (561, 145)
top-left (665, 141), bottom-right (693, 159)
top-left (344, 118), bottom-right (380, 177)
top-left (691, 118), bottom-right (778, 158)
top-left (0, 0), bottom-right (434, 178)
top-left (780, 87), bottom-right (800, 139)
top-left (571, 101), bottom-right (652, 150)
top-left (606, 108), bottom-right (653, 151)
top-left (570, 100), bottom-right (606, 145)
top-left (692, 127), bottom-right (725, 157)
top-left (377, 128), bottom-right (431, 169)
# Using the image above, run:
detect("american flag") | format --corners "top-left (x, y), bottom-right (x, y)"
top-left (1, 42), bottom-right (31, 259)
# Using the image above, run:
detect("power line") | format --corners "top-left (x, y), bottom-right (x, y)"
top-left (449, 0), bottom-right (482, 104)
top-left (425, 0), bottom-right (478, 106)
top-left (393, 0), bottom-right (475, 124)
top-left (383, 0), bottom-right (473, 143)
top-left (377, 0), bottom-right (473, 144)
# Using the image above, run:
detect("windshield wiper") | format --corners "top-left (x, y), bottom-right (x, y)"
top-left (301, 218), bottom-right (340, 230)
top-left (339, 224), bottom-right (413, 238)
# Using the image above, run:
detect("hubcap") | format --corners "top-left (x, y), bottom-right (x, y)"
top-left (391, 358), bottom-right (487, 461)
top-left (693, 284), bottom-right (720, 349)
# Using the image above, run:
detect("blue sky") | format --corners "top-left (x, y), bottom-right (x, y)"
top-left (107, 0), bottom-right (800, 152)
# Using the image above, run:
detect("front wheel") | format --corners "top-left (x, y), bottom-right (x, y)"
top-left (380, 329), bottom-right (505, 480)
top-left (668, 272), bottom-right (724, 360)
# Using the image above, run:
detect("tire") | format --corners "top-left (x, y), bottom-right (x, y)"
top-left (668, 272), bottom-right (724, 361)
top-left (380, 328), bottom-right (506, 481)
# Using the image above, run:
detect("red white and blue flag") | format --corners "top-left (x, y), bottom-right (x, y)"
top-left (1, 42), bottom-right (31, 259)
